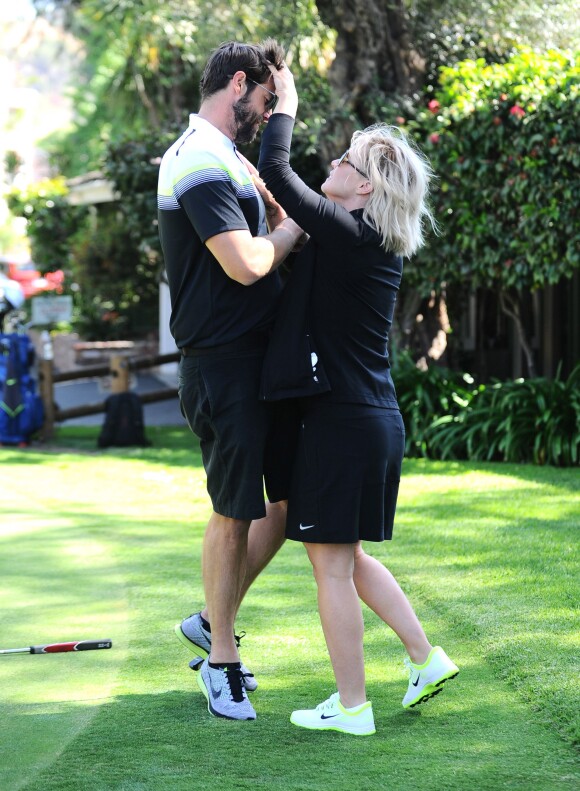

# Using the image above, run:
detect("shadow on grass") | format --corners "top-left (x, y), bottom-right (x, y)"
top-left (13, 677), bottom-right (579, 791)
top-left (0, 429), bottom-right (205, 468)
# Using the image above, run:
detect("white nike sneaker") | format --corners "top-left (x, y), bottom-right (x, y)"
top-left (402, 646), bottom-right (459, 709)
top-left (197, 659), bottom-right (256, 720)
top-left (290, 692), bottom-right (375, 736)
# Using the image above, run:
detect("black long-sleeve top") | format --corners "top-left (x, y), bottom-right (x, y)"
top-left (258, 113), bottom-right (402, 407)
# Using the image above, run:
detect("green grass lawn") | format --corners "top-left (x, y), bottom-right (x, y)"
top-left (1, 426), bottom-right (578, 791)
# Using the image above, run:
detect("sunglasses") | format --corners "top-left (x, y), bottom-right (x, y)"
top-left (337, 150), bottom-right (368, 179)
top-left (245, 77), bottom-right (279, 112)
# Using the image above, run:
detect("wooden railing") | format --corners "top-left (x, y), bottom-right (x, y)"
top-left (38, 351), bottom-right (181, 439)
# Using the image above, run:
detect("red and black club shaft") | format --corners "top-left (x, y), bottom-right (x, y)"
top-left (0, 639), bottom-right (113, 655)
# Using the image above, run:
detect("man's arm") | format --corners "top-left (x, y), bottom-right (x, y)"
top-left (205, 218), bottom-right (304, 286)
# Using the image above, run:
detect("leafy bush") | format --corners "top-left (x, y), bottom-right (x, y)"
top-left (8, 176), bottom-right (159, 340)
top-left (426, 365), bottom-right (580, 466)
top-left (393, 352), bottom-right (476, 457)
top-left (394, 354), bottom-right (580, 466)
top-left (6, 178), bottom-right (89, 273)
top-left (68, 208), bottom-right (159, 340)
top-left (403, 48), bottom-right (580, 296)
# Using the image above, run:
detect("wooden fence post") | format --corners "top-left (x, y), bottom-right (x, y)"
top-left (110, 354), bottom-right (130, 393)
top-left (39, 357), bottom-right (55, 441)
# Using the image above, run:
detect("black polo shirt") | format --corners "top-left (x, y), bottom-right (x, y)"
top-left (157, 115), bottom-right (282, 349)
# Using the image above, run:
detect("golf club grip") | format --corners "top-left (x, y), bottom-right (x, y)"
top-left (30, 640), bottom-right (113, 654)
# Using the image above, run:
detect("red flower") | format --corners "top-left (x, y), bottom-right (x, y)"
top-left (395, 116), bottom-right (406, 125)
top-left (428, 99), bottom-right (440, 113)
top-left (500, 93), bottom-right (508, 101)
top-left (429, 132), bottom-right (440, 143)
top-left (509, 105), bottom-right (525, 118)
top-left (493, 117), bottom-right (502, 126)
top-left (504, 260), bottom-right (513, 268)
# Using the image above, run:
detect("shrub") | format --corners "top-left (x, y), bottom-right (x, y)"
top-left (427, 364), bottom-right (580, 466)
top-left (405, 48), bottom-right (580, 297)
top-left (393, 352), bottom-right (476, 457)
top-left (6, 178), bottom-right (88, 273)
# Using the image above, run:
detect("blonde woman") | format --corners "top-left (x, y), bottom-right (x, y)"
top-left (257, 64), bottom-right (458, 735)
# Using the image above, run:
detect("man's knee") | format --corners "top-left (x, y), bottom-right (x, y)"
top-left (209, 511), bottom-right (252, 533)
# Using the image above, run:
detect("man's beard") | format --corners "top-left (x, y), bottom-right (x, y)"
top-left (232, 96), bottom-right (263, 144)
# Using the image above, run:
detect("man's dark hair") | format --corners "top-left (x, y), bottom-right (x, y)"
top-left (200, 39), bottom-right (285, 101)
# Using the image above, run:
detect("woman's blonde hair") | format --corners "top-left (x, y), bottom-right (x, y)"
top-left (350, 124), bottom-right (436, 257)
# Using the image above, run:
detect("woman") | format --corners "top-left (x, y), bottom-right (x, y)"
top-left (257, 64), bottom-right (458, 736)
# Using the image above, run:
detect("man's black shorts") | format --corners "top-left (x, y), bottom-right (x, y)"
top-left (178, 347), bottom-right (299, 520)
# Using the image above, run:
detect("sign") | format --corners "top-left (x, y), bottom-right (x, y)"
top-left (31, 295), bottom-right (73, 326)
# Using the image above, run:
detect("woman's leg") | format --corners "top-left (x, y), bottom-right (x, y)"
top-left (353, 542), bottom-right (432, 664)
top-left (305, 542), bottom-right (367, 708)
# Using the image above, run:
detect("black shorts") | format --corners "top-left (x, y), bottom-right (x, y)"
top-left (286, 402), bottom-right (405, 543)
top-left (178, 349), bottom-right (299, 520)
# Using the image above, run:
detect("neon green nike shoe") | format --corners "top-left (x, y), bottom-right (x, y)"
top-left (403, 646), bottom-right (459, 708)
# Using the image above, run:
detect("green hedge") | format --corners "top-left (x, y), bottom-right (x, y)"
top-left (394, 354), bottom-right (580, 466)
top-left (403, 47), bottom-right (580, 296)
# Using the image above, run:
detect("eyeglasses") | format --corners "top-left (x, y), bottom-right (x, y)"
top-left (337, 150), bottom-right (368, 179)
top-left (245, 77), bottom-right (279, 112)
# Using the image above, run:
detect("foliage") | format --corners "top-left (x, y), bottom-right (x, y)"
top-left (34, 0), bottom-right (335, 176)
top-left (394, 354), bottom-right (580, 466)
top-left (21, 4), bottom-right (580, 359)
top-left (67, 205), bottom-right (159, 339)
top-left (101, 131), bottom-right (174, 284)
top-left (410, 0), bottom-right (580, 87)
top-left (404, 48), bottom-right (580, 296)
top-left (3, 151), bottom-right (23, 183)
top-left (427, 364), bottom-right (580, 466)
top-left (6, 178), bottom-right (88, 273)
top-left (7, 179), bottom-right (158, 339)
top-left (393, 351), bottom-right (476, 457)
top-left (37, 0), bottom-right (580, 177)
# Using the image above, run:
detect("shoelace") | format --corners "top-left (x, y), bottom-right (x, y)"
top-left (190, 618), bottom-right (254, 689)
top-left (223, 667), bottom-right (246, 703)
top-left (233, 631), bottom-right (255, 683)
top-left (315, 692), bottom-right (340, 712)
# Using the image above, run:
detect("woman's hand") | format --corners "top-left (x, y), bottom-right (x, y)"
top-left (251, 173), bottom-right (288, 230)
top-left (269, 63), bottom-right (298, 119)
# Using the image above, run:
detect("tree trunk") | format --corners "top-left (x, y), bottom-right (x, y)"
top-left (315, 0), bottom-right (426, 156)
top-left (391, 287), bottom-right (450, 368)
top-left (499, 289), bottom-right (537, 379)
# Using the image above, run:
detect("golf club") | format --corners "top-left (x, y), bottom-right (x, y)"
top-left (0, 639), bottom-right (112, 655)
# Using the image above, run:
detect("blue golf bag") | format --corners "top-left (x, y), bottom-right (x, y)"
top-left (0, 333), bottom-right (45, 445)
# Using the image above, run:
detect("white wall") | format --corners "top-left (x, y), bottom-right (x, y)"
top-left (158, 279), bottom-right (178, 382)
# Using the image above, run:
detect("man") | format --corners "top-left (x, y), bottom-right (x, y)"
top-left (157, 40), bottom-right (303, 721)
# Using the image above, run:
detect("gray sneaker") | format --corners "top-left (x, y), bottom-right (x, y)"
top-left (174, 612), bottom-right (258, 692)
top-left (197, 658), bottom-right (257, 720)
